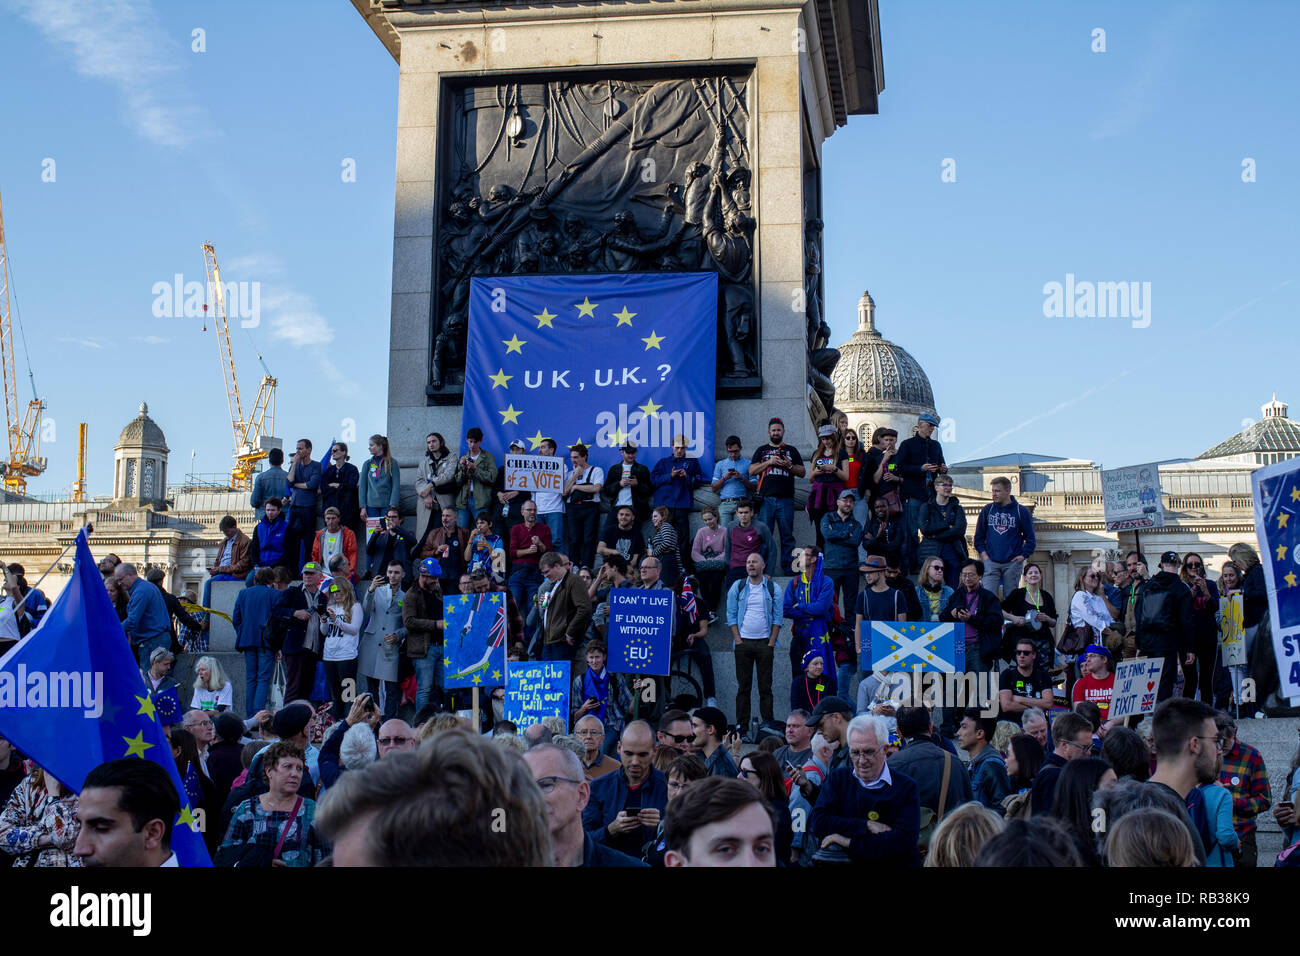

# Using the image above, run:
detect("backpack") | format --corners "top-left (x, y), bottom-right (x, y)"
top-left (1002, 790), bottom-right (1033, 820)
top-left (1136, 584), bottom-right (1175, 634)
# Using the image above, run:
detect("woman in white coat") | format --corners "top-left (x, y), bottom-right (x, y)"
top-left (358, 561), bottom-right (408, 720)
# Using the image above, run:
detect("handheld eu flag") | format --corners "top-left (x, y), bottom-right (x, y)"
top-left (0, 529), bottom-right (213, 865)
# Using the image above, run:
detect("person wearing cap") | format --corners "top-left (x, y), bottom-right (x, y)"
top-left (811, 713), bottom-right (921, 866)
top-left (455, 427), bottom-right (498, 530)
top-left (895, 413), bottom-right (947, 575)
top-left (401, 556), bottom-right (446, 712)
top-left (710, 435), bottom-right (756, 527)
top-left (491, 437), bottom-right (533, 544)
top-left (311, 507), bottom-right (358, 582)
top-left (821, 488), bottom-right (865, 652)
top-left (1071, 644), bottom-right (1119, 731)
top-left (602, 439), bottom-right (654, 528)
top-left (269, 562), bottom-right (328, 703)
top-left (852, 554), bottom-right (909, 682)
top-left (1134, 551), bottom-right (1196, 704)
top-left (806, 424), bottom-right (848, 552)
top-left (748, 417), bottom-right (805, 576)
top-left (973, 476), bottom-right (1036, 601)
top-left (529, 437), bottom-right (568, 552)
top-left (807, 696), bottom-right (855, 786)
top-left (564, 443), bottom-right (606, 570)
top-left (650, 434), bottom-right (705, 569)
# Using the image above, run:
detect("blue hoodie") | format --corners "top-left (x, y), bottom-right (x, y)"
top-left (973, 497), bottom-right (1036, 563)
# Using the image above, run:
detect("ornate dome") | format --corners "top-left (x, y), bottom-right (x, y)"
top-left (830, 292), bottom-right (936, 414)
top-left (115, 401), bottom-right (170, 453)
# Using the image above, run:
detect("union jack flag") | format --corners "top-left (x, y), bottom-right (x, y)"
top-left (680, 577), bottom-right (698, 625)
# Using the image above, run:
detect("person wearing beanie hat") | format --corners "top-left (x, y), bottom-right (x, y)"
top-left (791, 647), bottom-right (830, 713)
top-left (1071, 644), bottom-right (1119, 730)
top-left (749, 417), bottom-right (804, 576)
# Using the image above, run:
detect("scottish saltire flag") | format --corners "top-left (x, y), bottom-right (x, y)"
top-left (153, 684), bottom-right (183, 726)
top-left (443, 592), bottom-right (507, 689)
top-left (462, 273), bottom-right (717, 467)
top-left (870, 621), bottom-right (966, 674)
top-left (1251, 458), bottom-right (1300, 700)
top-left (0, 529), bottom-right (212, 865)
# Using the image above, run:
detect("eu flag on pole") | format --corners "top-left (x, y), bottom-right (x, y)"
top-left (462, 273), bottom-right (717, 468)
top-left (0, 530), bottom-right (213, 865)
top-left (1251, 458), bottom-right (1300, 700)
top-left (869, 621), bottom-right (966, 674)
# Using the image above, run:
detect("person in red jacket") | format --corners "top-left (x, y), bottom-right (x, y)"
top-left (312, 507), bottom-right (358, 581)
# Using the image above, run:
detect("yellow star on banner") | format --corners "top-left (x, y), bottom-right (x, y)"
top-left (443, 656), bottom-right (452, 667)
top-left (534, 307), bottom-right (557, 329)
top-left (1278, 544), bottom-right (1289, 561)
top-left (613, 306), bottom-right (636, 326)
top-left (1287, 571), bottom-right (1298, 588)
top-left (492, 669), bottom-right (502, 681)
top-left (1291, 486), bottom-right (1300, 503)
top-left (608, 428), bottom-right (629, 448)
top-left (638, 398), bottom-right (661, 418)
top-left (502, 334), bottom-right (525, 354)
top-left (1279, 513), bottom-right (1291, 529)
top-left (489, 368), bottom-right (512, 389)
top-left (499, 404), bottom-right (522, 425)
top-left (641, 330), bottom-right (665, 350)
top-left (527, 430), bottom-right (546, 450)
top-left (134, 694), bottom-right (156, 720)
top-left (574, 296), bottom-right (598, 318)
top-left (178, 806), bottom-right (199, 831)
top-left (122, 731), bottom-right (153, 759)
top-left (472, 674), bottom-right (483, 685)
top-left (460, 594), bottom-right (469, 604)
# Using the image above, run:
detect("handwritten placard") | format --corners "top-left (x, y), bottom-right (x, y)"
top-left (504, 454), bottom-right (565, 494)
top-left (505, 661), bottom-right (570, 731)
top-left (1219, 594), bottom-right (1246, 667)
top-left (1109, 656), bottom-right (1164, 719)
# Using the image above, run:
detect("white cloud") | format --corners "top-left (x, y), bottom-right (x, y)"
top-left (263, 289), bottom-right (336, 348)
top-left (59, 336), bottom-right (107, 350)
top-left (131, 335), bottom-right (170, 345)
top-left (12, 0), bottom-right (208, 148)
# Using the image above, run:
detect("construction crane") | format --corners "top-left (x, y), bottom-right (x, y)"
top-left (201, 242), bottom-right (277, 491)
top-left (0, 189), bottom-right (47, 496)
top-left (72, 423), bottom-right (87, 502)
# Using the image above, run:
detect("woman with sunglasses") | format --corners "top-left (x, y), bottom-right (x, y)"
top-left (1069, 567), bottom-right (1121, 680)
top-left (736, 751), bottom-right (792, 866)
top-left (1179, 553), bottom-right (1220, 706)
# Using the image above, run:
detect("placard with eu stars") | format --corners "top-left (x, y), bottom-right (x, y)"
top-left (1251, 457), bottom-right (1300, 701)
top-left (462, 273), bottom-right (717, 467)
top-left (607, 589), bottom-right (674, 677)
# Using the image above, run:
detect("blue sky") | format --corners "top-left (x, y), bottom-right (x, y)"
top-left (0, 0), bottom-right (1294, 496)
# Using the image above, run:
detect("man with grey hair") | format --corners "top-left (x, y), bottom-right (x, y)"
top-left (811, 714), bottom-right (921, 866)
top-left (1021, 707), bottom-right (1049, 752)
top-left (575, 714), bottom-right (621, 779)
top-left (143, 646), bottom-right (178, 695)
top-left (376, 719), bottom-right (416, 759)
top-left (117, 563), bottom-right (172, 671)
top-left (523, 743), bottom-right (647, 867)
top-left (524, 722), bottom-right (554, 748)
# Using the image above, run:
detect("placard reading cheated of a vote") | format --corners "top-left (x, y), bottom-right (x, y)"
top-left (505, 661), bottom-right (570, 731)
top-left (504, 454), bottom-right (566, 494)
top-left (1109, 657), bottom-right (1165, 720)
top-left (607, 589), bottom-right (674, 676)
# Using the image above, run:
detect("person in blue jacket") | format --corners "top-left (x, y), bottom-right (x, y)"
top-left (650, 436), bottom-right (705, 572)
top-left (973, 476), bottom-right (1036, 600)
top-left (784, 546), bottom-right (837, 693)
top-left (582, 721), bottom-right (668, 859)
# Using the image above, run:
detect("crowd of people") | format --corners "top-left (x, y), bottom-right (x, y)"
top-left (2, 411), bottom-right (1298, 868)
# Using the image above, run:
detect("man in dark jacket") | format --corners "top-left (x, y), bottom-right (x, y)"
top-left (231, 567), bottom-right (280, 714)
top-left (525, 743), bottom-right (647, 867)
top-left (582, 721), bottom-right (668, 858)
top-left (887, 706), bottom-right (971, 820)
top-left (957, 709), bottom-right (1011, 811)
top-left (401, 557), bottom-right (446, 712)
top-left (894, 413), bottom-right (947, 574)
top-left (941, 559), bottom-right (1005, 674)
top-left (247, 498), bottom-right (292, 580)
top-left (1029, 711), bottom-right (1094, 815)
top-left (811, 713), bottom-right (921, 866)
top-left (601, 441), bottom-right (654, 528)
top-left (650, 437), bottom-right (706, 570)
top-left (1135, 550), bottom-right (1196, 704)
top-left (820, 490), bottom-right (864, 625)
top-left (366, 506), bottom-right (416, 580)
top-left (539, 551), bottom-right (592, 663)
top-left (271, 563), bottom-right (327, 703)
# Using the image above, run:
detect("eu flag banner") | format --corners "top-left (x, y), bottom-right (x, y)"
top-left (443, 592), bottom-right (507, 689)
top-left (1251, 458), bottom-right (1300, 700)
top-left (0, 530), bottom-right (212, 865)
top-left (463, 273), bottom-right (717, 467)
top-left (870, 622), bottom-right (966, 674)
top-left (505, 661), bottom-right (570, 731)
top-left (607, 589), bottom-right (674, 676)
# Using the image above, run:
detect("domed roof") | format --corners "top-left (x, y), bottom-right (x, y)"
top-left (115, 401), bottom-right (170, 453)
top-left (1198, 396), bottom-right (1300, 460)
top-left (830, 292), bottom-right (936, 414)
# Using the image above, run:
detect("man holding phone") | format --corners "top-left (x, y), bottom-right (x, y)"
top-left (583, 721), bottom-right (668, 857)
